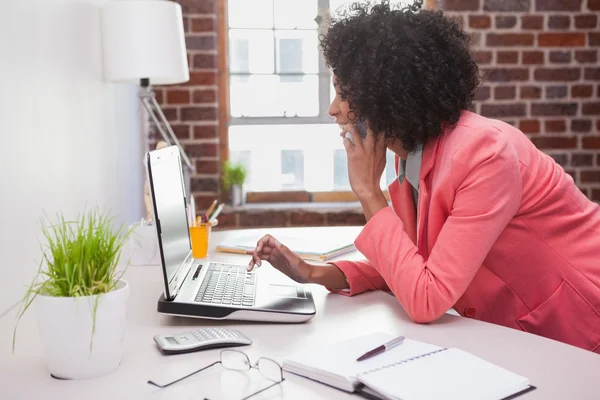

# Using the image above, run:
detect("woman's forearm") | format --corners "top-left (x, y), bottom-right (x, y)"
top-left (308, 263), bottom-right (349, 289)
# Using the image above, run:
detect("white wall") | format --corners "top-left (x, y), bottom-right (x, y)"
top-left (0, 1), bottom-right (145, 313)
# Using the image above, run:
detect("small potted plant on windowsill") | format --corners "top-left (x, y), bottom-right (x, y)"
top-left (13, 208), bottom-right (134, 379)
top-left (222, 160), bottom-right (248, 207)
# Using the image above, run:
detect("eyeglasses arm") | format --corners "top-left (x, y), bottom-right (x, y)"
top-left (147, 361), bottom-right (221, 388)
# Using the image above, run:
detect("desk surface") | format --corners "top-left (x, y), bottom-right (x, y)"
top-left (2, 226), bottom-right (599, 400)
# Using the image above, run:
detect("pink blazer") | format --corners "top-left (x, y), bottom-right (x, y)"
top-left (331, 111), bottom-right (600, 353)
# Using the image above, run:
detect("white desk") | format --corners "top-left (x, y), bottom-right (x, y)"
top-left (2, 226), bottom-right (599, 399)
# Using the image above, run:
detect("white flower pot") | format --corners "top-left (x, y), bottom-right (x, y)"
top-left (231, 184), bottom-right (246, 207)
top-left (34, 279), bottom-right (129, 379)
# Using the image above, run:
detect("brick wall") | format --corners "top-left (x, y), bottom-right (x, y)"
top-left (152, 0), bottom-right (600, 229)
top-left (438, 0), bottom-right (600, 201)
top-left (151, 0), bottom-right (222, 211)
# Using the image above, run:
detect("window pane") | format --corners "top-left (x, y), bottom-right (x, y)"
top-left (274, 0), bottom-right (318, 29)
top-left (333, 149), bottom-right (351, 190)
top-left (229, 30), bottom-right (274, 74)
top-left (275, 30), bottom-right (318, 74)
top-left (281, 150), bottom-right (304, 189)
top-left (228, 0), bottom-right (273, 28)
top-left (230, 75), bottom-right (319, 117)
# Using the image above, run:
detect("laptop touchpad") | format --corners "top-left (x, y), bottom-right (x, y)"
top-left (269, 284), bottom-right (303, 298)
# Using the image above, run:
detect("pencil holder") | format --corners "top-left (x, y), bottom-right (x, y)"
top-left (189, 222), bottom-right (212, 259)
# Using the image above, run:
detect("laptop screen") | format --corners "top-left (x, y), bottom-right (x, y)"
top-left (146, 146), bottom-right (192, 299)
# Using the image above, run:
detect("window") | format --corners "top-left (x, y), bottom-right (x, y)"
top-left (226, 0), bottom-right (412, 199)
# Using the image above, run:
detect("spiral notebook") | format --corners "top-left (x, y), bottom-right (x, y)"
top-left (283, 332), bottom-right (534, 400)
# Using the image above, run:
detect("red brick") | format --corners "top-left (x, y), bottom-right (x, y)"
top-left (530, 137), bottom-right (577, 149)
top-left (191, 178), bottom-right (219, 192)
top-left (545, 120), bottom-right (567, 133)
top-left (535, 0), bottom-right (583, 11)
top-left (191, 17), bottom-right (216, 32)
top-left (571, 153), bottom-right (594, 166)
top-left (572, 85), bottom-right (594, 98)
top-left (571, 119), bottom-right (593, 132)
top-left (195, 160), bottom-right (219, 174)
top-left (584, 68), bottom-right (600, 80)
top-left (496, 15), bottom-right (517, 28)
top-left (481, 104), bottom-right (527, 117)
top-left (474, 86), bottom-right (491, 101)
top-left (520, 85), bottom-right (542, 99)
top-left (469, 32), bottom-right (482, 47)
top-left (473, 51), bottom-right (493, 64)
top-left (550, 153), bottom-right (568, 166)
top-left (154, 89), bottom-right (164, 104)
top-left (182, 17), bottom-right (189, 33)
top-left (597, 119), bottom-right (600, 132)
top-left (495, 86), bottom-right (516, 99)
top-left (327, 211), bottom-right (366, 226)
top-left (575, 50), bottom-right (598, 63)
top-left (533, 68), bottom-right (581, 82)
top-left (546, 86), bottom-right (568, 99)
top-left (193, 89), bottom-right (217, 104)
top-left (290, 212), bottom-right (326, 226)
top-left (521, 15), bottom-right (544, 29)
top-left (548, 15), bottom-right (571, 29)
top-left (213, 212), bottom-right (237, 229)
top-left (487, 33), bottom-right (534, 46)
top-left (582, 137), bottom-right (600, 148)
top-left (538, 33), bottom-right (586, 47)
top-left (194, 194), bottom-right (221, 211)
top-left (580, 170), bottom-right (600, 182)
top-left (184, 71), bottom-right (217, 86)
top-left (496, 51), bottom-right (519, 64)
top-left (531, 103), bottom-right (578, 116)
top-left (185, 35), bottom-right (216, 51)
top-left (592, 189), bottom-right (600, 202)
top-left (469, 15), bottom-right (491, 29)
top-left (170, 124), bottom-right (191, 140)
top-left (549, 50), bottom-right (572, 63)
top-left (575, 15), bottom-right (598, 28)
top-left (484, 0), bottom-right (530, 11)
top-left (590, 33), bottom-right (600, 46)
top-left (519, 119), bottom-right (541, 134)
top-left (522, 51), bottom-right (544, 64)
top-left (441, 0), bottom-right (480, 10)
top-left (161, 107), bottom-right (178, 122)
top-left (166, 90), bottom-right (190, 104)
top-left (193, 54), bottom-right (217, 69)
top-left (534, 68), bottom-right (580, 81)
top-left (239, 211), bottom-right (288, 228)
top-left (178, 0), bottom-right (216, 14)
top-left (187, 143), bottom-right (218, 158)
top-left (483, 68), bottom-right (529, 81)
top-left (589, 0), bottom-right (600, 10)
top-left (181, 106), bottom-right (218, 121)
top-left (582, 102), bottom-right (600, 115)
top-left (193, 125), bottom-right (219, 139)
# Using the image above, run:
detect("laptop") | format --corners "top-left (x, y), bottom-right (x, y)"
top-left (145, 145), bottom-right (316, 323)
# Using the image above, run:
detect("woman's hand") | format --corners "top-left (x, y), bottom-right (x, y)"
top-left (246, 234), bottom-right (313, 284)
top-left (342, 123), bottom-right (389, 220)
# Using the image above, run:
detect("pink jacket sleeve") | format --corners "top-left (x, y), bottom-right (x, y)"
top-left (332, 127), bottom-right (522, 322)
top-left (327, 259), bottom-right (389, 296)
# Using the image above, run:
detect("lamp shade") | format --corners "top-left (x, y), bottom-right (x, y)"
top-left (101, 0), bottom-right (189, 85)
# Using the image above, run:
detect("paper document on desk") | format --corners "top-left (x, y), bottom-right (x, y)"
top-left (283, 332), bottom-right (532, 400)
top-left (215, 233), bottom-right (356, 262)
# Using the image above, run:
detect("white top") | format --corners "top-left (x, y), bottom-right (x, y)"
top-left (2, 226), bottom-right (599, 400)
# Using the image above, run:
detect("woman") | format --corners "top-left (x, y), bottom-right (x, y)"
top-left (246, 1), bottom-right (600, 353)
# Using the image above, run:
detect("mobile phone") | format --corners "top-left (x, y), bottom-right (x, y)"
top-left (355, 120), bottom-right (369, 138)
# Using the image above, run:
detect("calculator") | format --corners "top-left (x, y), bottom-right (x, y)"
top-left (153, 328), bottom-right (253, 355)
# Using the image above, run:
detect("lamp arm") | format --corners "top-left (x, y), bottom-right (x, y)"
top-left (140, 91), bottom-right (195, 172)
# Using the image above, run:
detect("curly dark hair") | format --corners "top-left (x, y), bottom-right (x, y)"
top-left (320, 0), bottom-right (481, 152)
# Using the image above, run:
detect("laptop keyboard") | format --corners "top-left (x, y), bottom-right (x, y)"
top-left (195, 263), bottom-right (256, 307)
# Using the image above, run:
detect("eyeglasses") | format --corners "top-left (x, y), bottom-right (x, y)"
top-left (148, 349), bottom-right (285, 400)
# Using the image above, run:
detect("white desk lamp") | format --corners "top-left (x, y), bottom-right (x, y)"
top-left (100, 0), bottom-right (195, 176)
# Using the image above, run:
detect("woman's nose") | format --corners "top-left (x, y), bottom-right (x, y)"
top-left (328, 99), bottom-right (339, 118)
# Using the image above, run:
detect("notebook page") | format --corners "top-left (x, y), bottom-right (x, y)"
top-left (282, 333), bottom-right (442, 392)
top-left (357, 348), bottom-right (530, 400)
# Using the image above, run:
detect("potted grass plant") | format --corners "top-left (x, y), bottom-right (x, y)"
top-left (222, 160), bottom-right (248, 207)
top-left (13, 208), bottom-right (134, 379)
